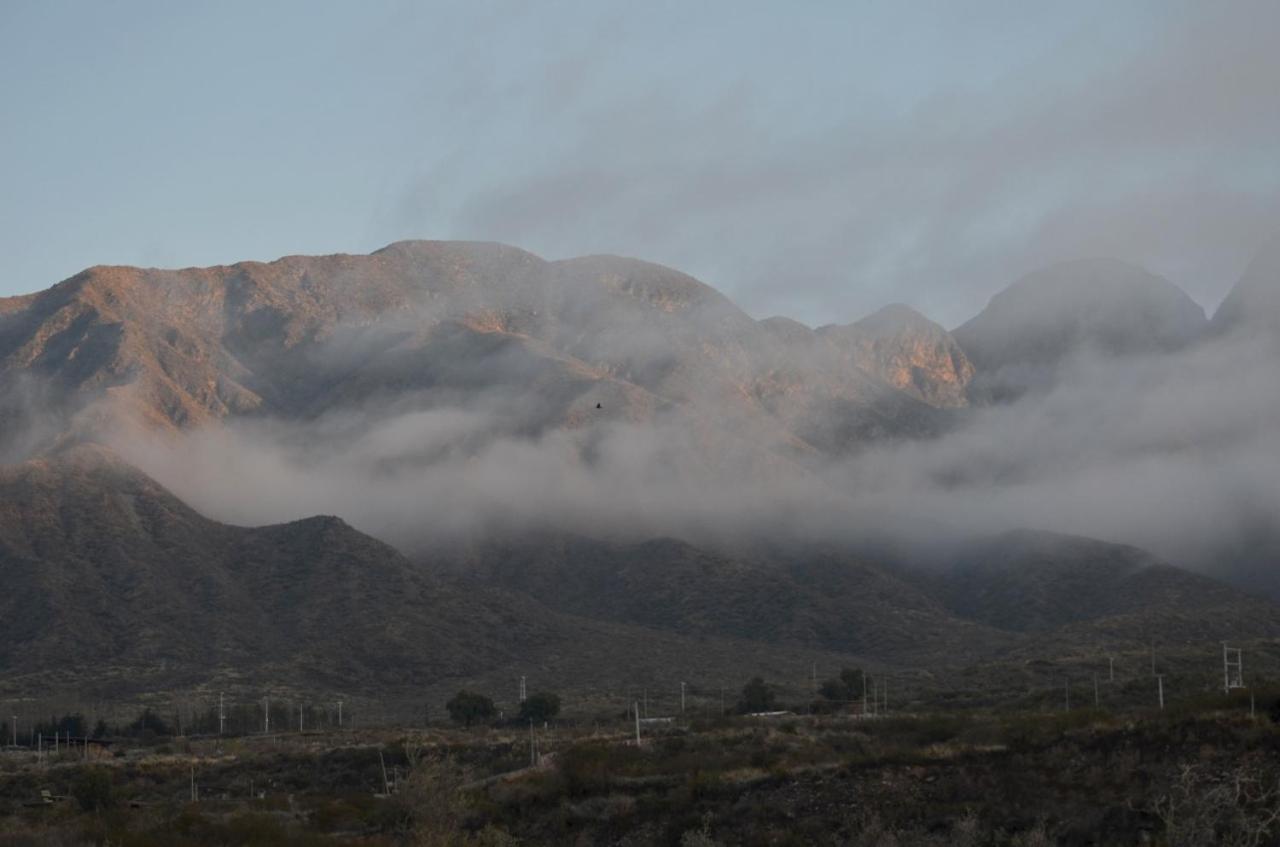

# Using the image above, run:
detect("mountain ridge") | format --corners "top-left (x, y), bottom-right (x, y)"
top-left (0, 241), bottom-right (971, 466)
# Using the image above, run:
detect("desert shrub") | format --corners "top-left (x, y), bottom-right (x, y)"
top-left (559, 743), bottom-right (642, 795)
top-left (1150, 762), bottom-right (1280, 847)
top-left (907, 715), bottom-right (964, 747)
top-left (221, 811), bottom-right (332, 846)
top-left (566, 792), bottom-right (637, 823)
top-left (680, 813), bottom-right (723, 847)
top-left (310, 796), bottom-right (367, 832)
top-left (686, 769), bottom-right (724, 800)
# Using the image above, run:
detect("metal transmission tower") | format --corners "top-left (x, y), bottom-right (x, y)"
top-left (1223, 643), bottom-right (1245, 695)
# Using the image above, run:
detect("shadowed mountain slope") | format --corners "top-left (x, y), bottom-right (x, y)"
top-left (955, 258), bottom-right (1207, 401)
top-left (0, 443), bottom-right (587, 692)
top-left (453, 533), bottom-right (1012, 662)
top-left (1, 445), bottom-right (1276, 701)
top-left (452, 529), bottom-right (1280, 666)
top-left (926, 531), bottom-right (1279, 641)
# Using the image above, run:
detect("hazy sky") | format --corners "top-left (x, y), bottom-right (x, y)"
top-left (2, 0), bottom-right (1277, 325)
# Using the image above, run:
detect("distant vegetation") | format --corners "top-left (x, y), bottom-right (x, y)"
top-left (447, 691), bottom-right (497, 728)
top-left (736, 677), bottom-right (777, 714)
top-left (2, 701), bottom-right (1280, 845)
top-left (518, 692), bottom-right (561, 724)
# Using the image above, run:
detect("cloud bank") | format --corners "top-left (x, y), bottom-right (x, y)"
top-left (105, 312), bottom-right (1280, 592)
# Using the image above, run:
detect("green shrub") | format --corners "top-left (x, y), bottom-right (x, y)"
top-left (72, 768), bottom-right (115, 813)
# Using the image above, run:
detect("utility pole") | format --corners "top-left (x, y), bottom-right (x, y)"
top-left (1156, 675), bottom-right (1165, 710)
top-left (1223, 643), bottom-right (1244, 695)
top-left (299, 704), bottom-right (304, 733)
top-left (337, 700), bottom-right (343, 729)
top-left (218, 693), bottom-right (225, 735)
top-left (633, 701), bottom-right (641, 747)
top-left (264, 697), bottom-right (270, 734)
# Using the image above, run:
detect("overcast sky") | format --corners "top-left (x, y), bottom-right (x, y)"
top-left (2, 0), bottom-right (1277, 326)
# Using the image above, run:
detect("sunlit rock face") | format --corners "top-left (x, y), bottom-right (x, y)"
top-left (818, 304), bottom-right (975, 409)
top-left (0, 241), bottom-right (976, 467)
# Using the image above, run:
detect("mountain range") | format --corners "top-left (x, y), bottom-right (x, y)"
top-left (0, 239), bottom-right (1276, 704)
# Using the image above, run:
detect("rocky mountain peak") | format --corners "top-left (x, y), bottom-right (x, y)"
top-left (954, 258), bottom-right (1208, 400)
top-left (818, 304), bottom-right (974, 408)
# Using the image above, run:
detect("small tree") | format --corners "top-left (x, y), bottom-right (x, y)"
top-left (815, 667), bottom-right (864, 710)
top-left (737, 677), bottom-right (776, 714)
top-left (446, 691), bottom-right (496, 728)
top-left (72, 768), bottom-right (115, 813)
top-left (518, 692), bottom-right (561, 723)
